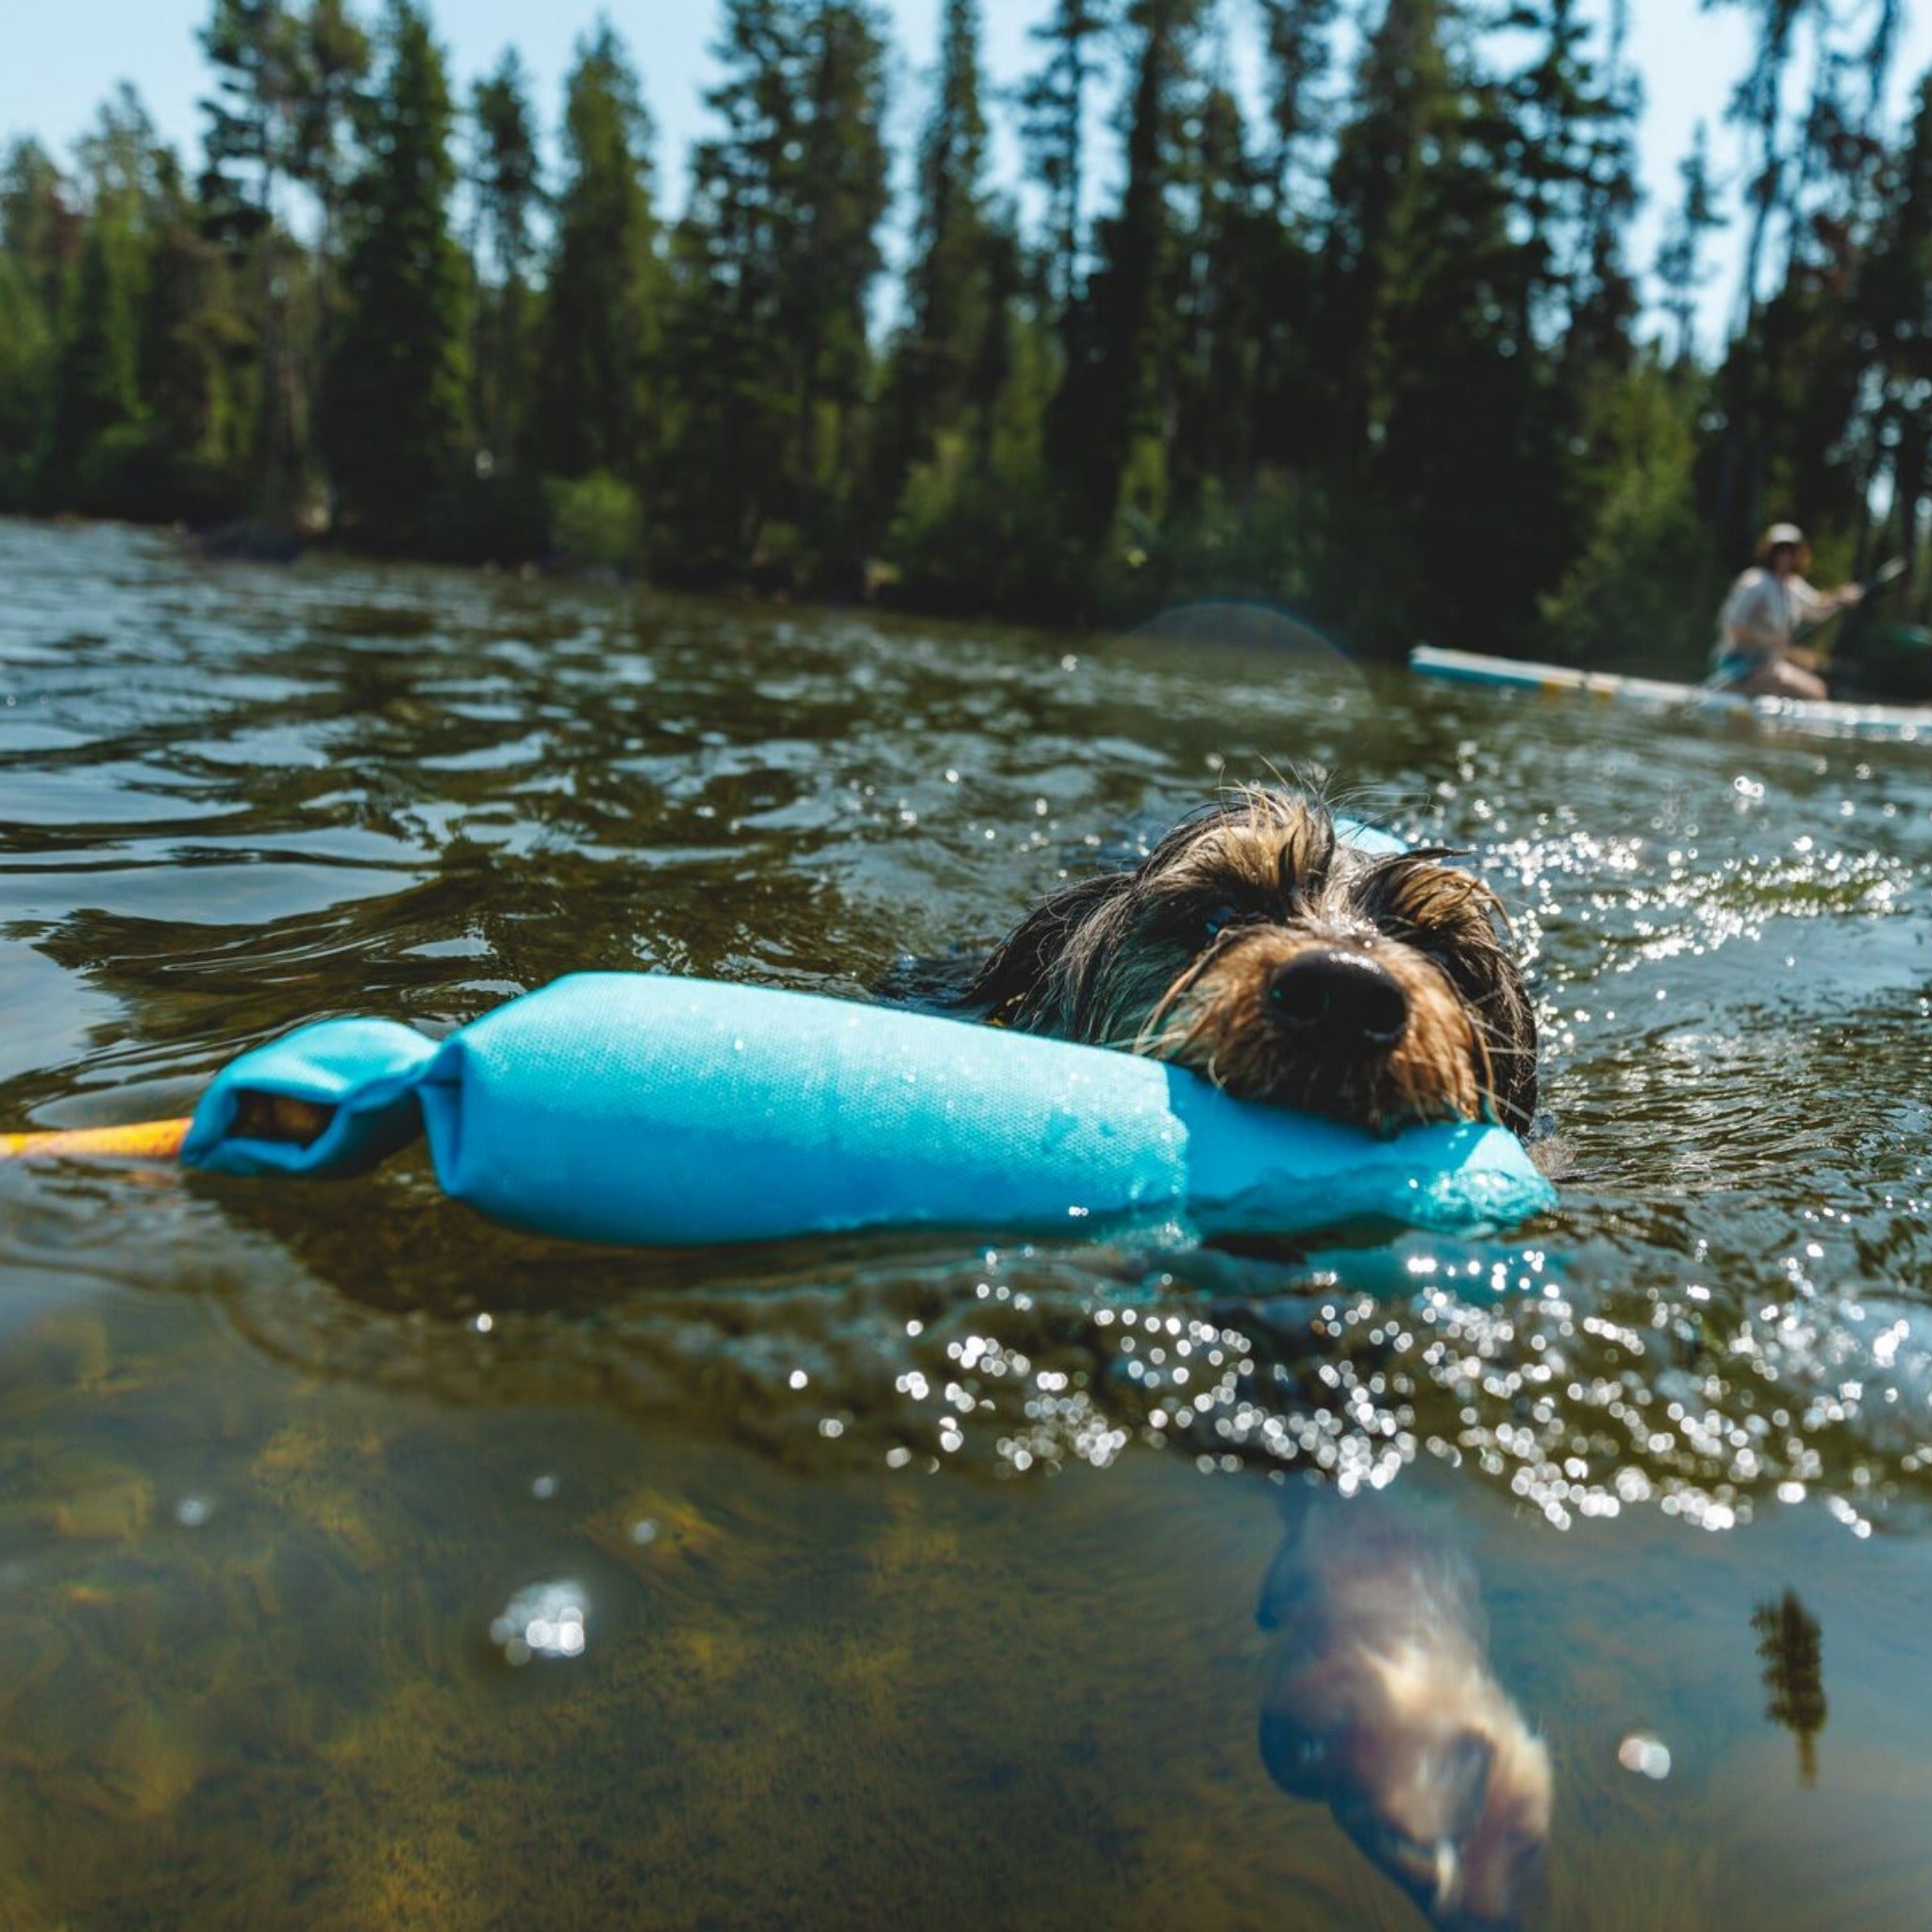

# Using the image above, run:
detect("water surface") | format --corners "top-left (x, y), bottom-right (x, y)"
top-left (4, 518), bottom-right (1932, 1929)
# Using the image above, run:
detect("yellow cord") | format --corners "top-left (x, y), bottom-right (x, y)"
top-left (0, 1118), bottom-right (192, 1162)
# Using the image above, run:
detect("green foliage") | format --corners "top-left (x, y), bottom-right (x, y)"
top-left (0, 0), bottom-right (1920, 675)
top-left (885, 316), bottom-right (1082, 616)
top-left (1836, 622), bottom-right (1932, 702)
top-left (1541, 363), bottom-right (1720, 667)
top-left (1091, 471), bottom-right (1322, 627)
top-left (0, 254), bottom-right (52, 507)
top-left (544, 469), bottom-right (644, 571)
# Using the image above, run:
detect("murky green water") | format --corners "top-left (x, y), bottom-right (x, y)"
top-left (4, 516), bottom-right (1932, 1929)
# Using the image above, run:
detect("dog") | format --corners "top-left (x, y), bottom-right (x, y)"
top-left (944, 787), bottom-right (1538, 1138)
top-left (231, 789), bottom-right (1537, 1153)
top-left (1257, 1483), bottom-right (1553, 1928)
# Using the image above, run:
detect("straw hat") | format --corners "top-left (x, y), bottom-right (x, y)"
top-left (1756, 522), bottom-right (1807, 562)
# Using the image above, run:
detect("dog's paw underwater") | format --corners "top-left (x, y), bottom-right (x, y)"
top-left (1257, 1485), bottom-right (1552, 1930)
top-left (950, 789), bottom-right (1539, 1140)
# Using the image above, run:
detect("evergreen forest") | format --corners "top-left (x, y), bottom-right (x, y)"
top-left (5, 0), bottom-right (1932, 675)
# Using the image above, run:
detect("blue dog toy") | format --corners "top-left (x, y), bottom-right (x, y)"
top-left (177, 972), bottom-right (1554, 1247)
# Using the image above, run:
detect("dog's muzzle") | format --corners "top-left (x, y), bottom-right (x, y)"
top-left (1266, 949), bottom-right (1409, 1053)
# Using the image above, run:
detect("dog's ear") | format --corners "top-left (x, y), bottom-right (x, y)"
top-left (1457, 922), bottom-right (1539, 1134)
top-left (956, 871), bottom-right (1132, 1030)
top-left (1437, 931), bottom-right (1539, 1135)
top-left (1363, 856), bottom-right (1541, 1135)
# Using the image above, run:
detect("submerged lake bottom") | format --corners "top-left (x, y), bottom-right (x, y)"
top-left (4, 518), bottom-right (1932, 1929)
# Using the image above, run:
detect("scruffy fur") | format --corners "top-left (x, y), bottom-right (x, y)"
top-left (1257, 1488), bottom-right (1553, 1928)
top-left (953, 788), bottom-right (1538, 1137)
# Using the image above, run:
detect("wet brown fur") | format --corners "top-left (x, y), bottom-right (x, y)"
top-left (955, 788), bottom-right (1538, 1137)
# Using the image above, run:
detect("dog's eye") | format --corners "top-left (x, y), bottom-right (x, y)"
top-left (1202, 903), bottom-right (1245, 938)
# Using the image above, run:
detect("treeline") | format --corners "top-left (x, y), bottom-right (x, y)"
top-left (3, 0), bottom-right (1932, 666)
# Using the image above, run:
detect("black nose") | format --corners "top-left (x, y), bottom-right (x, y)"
top-left (1267, 950), bottom-right (1408, 1050)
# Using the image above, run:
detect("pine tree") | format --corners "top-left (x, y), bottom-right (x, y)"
top-left (1322, 0), bottom-right (1458, 462)
top-left (786, 1), bottom-right (891, 571)
top-left (287, 0), bottom-right (372, 401)
top-left (38, 88), bottom-right (181, 509)
top-left (1321, 0), bottom-right (1564, 648)
top-left (658, 0), bottom-right (797, 581)
top-left (0, 147), bottom-right (66, 507)
top-left (1048, 0), bottom-right (1207, 552)
top-left (196, 0), bottom-right (308, 518)
top-left (1, 139), bottom-right (83, 318)
top-left (141, 147), bottom-right (246, 514)
top-left (1656, 123), bottom-right (1724, 366)
top-left (197, 0), bottom-right (296, 239)
top-left (0, 254), bottom-right (51, 506)
top-left (74, 84), bottom-right (172, 223)
top-left (468, 47), bottom-right (542, 476)
top-left (1254, 0), bottom-right (1339, 220)
top-left (871, 0), bottom-right (1000, 520)
top-left (322, 0), bottom-right (469, 543)
top-left (1848, 73), bottom-right (1932, 614)
top-left (43, 214), bottom-right (144, 504)
top-left (1706, 0), bottom-right (1820, 335)
top-left (908, 0), bottom-right (991, 388)
top-left (1169, 71), bottom-right (1273, 512)
top-left (660, 0), bottom-right (888, 588)
top-left (1019, 0), bottom-right (1110, 310)
top-left (533, 19), bottom-right (660, 484)
top-left (1495, 0), bottom-right (1640, 361)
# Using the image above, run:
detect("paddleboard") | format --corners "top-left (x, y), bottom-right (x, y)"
top-left (1410, 644), bottom-right (1932, 742)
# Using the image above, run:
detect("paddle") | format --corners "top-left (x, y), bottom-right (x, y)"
top-left (1795, 555), bottom-right (1907, 655)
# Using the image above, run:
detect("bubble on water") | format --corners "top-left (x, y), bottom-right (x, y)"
top-left (489, 1580), bottom-right (589, 1666)
top-left (1617, 1733), bottom-right (1672, 1780)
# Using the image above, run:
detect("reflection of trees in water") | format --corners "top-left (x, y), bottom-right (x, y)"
top-left (1753, 1590), bottom-right (1826, 1787)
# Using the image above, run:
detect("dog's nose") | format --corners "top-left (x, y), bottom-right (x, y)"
top-left (1267, 950), bottom-right (1408, 1049)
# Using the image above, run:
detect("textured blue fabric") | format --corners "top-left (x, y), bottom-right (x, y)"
top-left (182, 974), bottom-right (1554, 1245)
top-left (182, 1016), bottom-right (436, 1177)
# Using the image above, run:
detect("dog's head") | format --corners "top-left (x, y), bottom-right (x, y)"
top-left (960, 789), bottom-right (1537, 1136)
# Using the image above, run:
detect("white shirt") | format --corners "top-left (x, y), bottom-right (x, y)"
top-left (1715, 567), bottom-right (1828, 664)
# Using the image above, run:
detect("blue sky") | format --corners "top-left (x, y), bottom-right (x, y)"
top-left (7, 0), bottom-right (1930, 357)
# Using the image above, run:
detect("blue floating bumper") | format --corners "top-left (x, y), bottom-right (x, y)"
top-left (180, 973), bottom-right (1554, 1248)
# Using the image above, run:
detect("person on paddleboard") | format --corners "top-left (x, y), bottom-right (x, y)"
top-left (1711, 523), bottom-right (1863, 698)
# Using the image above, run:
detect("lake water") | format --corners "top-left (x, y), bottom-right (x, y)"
top-left (3, 515), bottom-right (1931, 1929)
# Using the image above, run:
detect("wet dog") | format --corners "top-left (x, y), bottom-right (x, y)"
top-left (946, 788), bottom-right (1538, 1137)
top-left (1257, 1484), bottom-right (1553, 1928)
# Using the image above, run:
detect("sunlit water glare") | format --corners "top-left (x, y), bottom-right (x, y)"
top-left (4, 518), bottom-right (1932, 1929)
